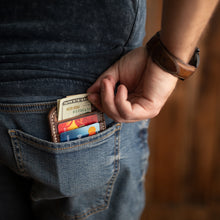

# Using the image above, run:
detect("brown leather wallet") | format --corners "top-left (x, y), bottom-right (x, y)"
top-left (146, 32), bottom-right (200, 80)
top-left (48, 106), bottom-right (106, 143)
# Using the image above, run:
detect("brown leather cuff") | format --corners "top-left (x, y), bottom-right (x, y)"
top-left (146, 32), bottom-right (200, 80)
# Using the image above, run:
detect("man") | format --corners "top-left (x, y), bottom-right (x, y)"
top-left (0, 0), bottom-right (218, 219)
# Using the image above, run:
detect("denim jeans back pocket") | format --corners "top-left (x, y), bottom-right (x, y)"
top-left (8, 123), bottom-right (121, 219)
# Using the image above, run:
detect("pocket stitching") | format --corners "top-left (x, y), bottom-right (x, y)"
top-left (10, 136), bottom-right (27, 176)
top-left (9, 124), bottom-right (121, 219)
top-left (62, 124), bottom-right (120, 220)
top-left (9, 124), bottom-right (121, 152)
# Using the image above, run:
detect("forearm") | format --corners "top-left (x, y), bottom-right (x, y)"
top-left (160, 0), bottom-right (219, 62)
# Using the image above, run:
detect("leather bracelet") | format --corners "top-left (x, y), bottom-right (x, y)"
top-left (146, 32), bottom-right (200, 80)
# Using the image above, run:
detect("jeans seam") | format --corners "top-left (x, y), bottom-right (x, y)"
top-left (62, 124), bottom-right (121, 220)
top-left (9, 124), bottom-right (121, 151)
top-left (10, 137), bottom-right (27, 175)
top-left (0, 102), bottom-right (56, 113)
top-left (0, 108), bottom-right (53, 113)
top-left (9, 125), bottom-right (121, 219)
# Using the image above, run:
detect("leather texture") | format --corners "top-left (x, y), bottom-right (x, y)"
top-left (146, 32), bottom-right (199, 80)
top-left (48, 106), bottom-right (60, 143)
top-left (48, 106), bottom-right (106, 143)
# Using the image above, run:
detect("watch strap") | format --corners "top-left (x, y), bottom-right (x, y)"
top-left (146, 32), bottom-right (200, 80)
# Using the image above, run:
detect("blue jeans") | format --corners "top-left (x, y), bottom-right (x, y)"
top-left (0, 1), bottom-right (149, 219)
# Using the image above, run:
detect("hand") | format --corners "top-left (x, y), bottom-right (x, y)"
top-left (87, 46), bottom-right (178, 122)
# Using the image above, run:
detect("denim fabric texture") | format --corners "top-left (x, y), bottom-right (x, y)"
top-left (0, 1), bottom-right (149, 219)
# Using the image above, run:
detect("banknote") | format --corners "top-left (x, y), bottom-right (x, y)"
top-left (57, 93), bottom-right (92, 121)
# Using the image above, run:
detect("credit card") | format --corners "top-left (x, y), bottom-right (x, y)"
top-left (58, 114), bottom-right (99, 134)
top-left (60, 123), bottom-right (101, 142)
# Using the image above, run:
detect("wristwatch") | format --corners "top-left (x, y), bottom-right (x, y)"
top-left (146, 32), bottom-right (200, 80)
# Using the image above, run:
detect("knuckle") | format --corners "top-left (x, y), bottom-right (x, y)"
top-left (145, 102), bottom-right (161, 119)
top-left (119, 111), bottom-right (131, 120)
top-left (150, 107), bottom-right (161, 118)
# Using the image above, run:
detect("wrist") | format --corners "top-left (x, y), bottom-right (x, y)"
top-left (149, 57), bottom-right (178, 84)
top-left (146, 32), bottom-right (200, 80)
top-left (160, 30), bottom-right (198, 63)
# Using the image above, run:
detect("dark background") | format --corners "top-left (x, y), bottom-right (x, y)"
top-left (141, 1), bottom-right (220, 219)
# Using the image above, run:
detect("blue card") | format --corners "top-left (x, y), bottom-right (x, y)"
top-left (60, 123), bottom-right (100, 142)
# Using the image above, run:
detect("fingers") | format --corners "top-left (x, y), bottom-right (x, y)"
top-left (89, 78), bottom-right (151, 122)
top-left (86, 47), bottom-right (177, 122)
top-left (87, 93), bottom-right (104, 112)
top-left (115, 84), bottom-right (132, 119)
top-left (87, 64), bottom-right (161, 121)
top-left (99, 80), bottom-right (135, 122)
top-left (87, 75), bottom-right (117, 112)
top-left (87, 63), bottom-right (119, 94)
top-left (87, 64), bottom-right (121, 119)
top-left (88, 77), bottom-right (127, 122)
top-left (100, 78), bottom-right (120, 120)
top-left (88, 76), bottom-right (119, 120)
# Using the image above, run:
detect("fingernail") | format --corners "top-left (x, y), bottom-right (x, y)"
top-left (104, 75), bottom-right (110, 80)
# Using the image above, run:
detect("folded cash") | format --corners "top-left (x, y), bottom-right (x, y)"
top-left (57, 93), bottom-right (92, 121)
